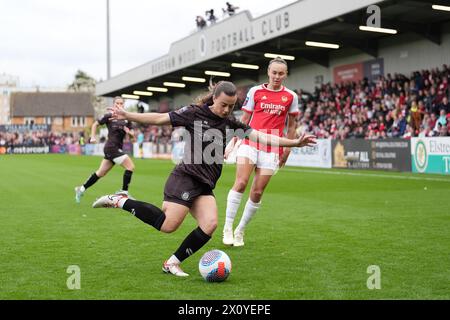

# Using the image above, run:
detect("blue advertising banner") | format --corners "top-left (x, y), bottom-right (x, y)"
top-left (363, 58), bottom-right (384, 82)
top-left (0, 124), bottom-right (51, 133)
top-left (411, 137), bottom-right (450, 175)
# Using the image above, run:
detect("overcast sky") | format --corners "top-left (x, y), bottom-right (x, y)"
top-left (0, 0), bottom-right (297, 88)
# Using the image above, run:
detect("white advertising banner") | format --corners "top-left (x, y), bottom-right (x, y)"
top-left (224, 139), bottom-right (332, 168)
top-left (133, 142), bottom-right (154, 159)
top-left (286, 139), bottom-right (332, 168)
top-left (93, 143), bottom-right (104, 156)
top-left (84, 143), bottom-right (105, 156)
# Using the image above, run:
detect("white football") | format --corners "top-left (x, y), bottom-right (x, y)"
top-left (199, 249), bottom-right (232, 282)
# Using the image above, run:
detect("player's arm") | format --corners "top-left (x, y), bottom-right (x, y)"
top-left (109, 108), bottom-right (171, 125)
top-left (224, 112), bottom-right (251, 159)
top-left (124, 121), bottom-right (135, 137)
top-left (279, 114), bottom-right (298, 167)
top-left (123, 126), bottom-right (136, 141)
top-left (225, 96), bottom-right (254, 157)
top-left (89, 121), bottom-right (99, 143)
top-left (248, 130), bottom-right (316, 148)
top-left (224, 137), bottom-right (238, 159)
top-left (127, 128), bottom-right (135, 137)
top-left (240, 111), bottom-right (252, 125)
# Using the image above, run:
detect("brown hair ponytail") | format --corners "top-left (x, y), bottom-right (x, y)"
top-left (194, 79), bottom-right (237, 106)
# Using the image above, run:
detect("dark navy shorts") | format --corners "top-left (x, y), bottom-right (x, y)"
top-left (104, 147), bottom-right (126, 164)
top-left (163, 171), bottom-right (214, 208)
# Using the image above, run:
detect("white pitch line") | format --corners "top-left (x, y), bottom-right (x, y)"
top-left (282, 168), bottom-right (450, 183)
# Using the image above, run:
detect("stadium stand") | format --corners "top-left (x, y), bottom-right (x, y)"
top-left (1, 64), bottom-right (448, 156)
top-left (296, 64), bottom-right (450, 139)
top-left (2, 0), bottom-right (449, 162)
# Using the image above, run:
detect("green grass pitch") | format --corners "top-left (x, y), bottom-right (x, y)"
top-left (0, 154), bottom-right (449, 299)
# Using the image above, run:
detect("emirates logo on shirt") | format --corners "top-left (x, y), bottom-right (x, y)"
top-left (260, 102), bottom-right (286, 115)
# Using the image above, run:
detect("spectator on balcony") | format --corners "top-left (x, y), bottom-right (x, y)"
top-left (196, 15), bottom-right (206, 30)
top-left (205, 9), bottom-right (217, 25)
top-left (223, 2), bottom-right (239, 17)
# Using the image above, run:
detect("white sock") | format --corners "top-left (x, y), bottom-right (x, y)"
top-left (235, 198), bottom-right (261, 233)
top-left (117, 197), bottom-right (128, 209)
top-left (80, 185), bottom-right (86, 192)
top-left (224, 190), bottom-right (243, 230)
top-left (167, 255), bottom-right (181, 265)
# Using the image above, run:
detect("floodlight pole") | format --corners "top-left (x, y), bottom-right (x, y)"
top-left (106, 0), bottom-right (111, 80)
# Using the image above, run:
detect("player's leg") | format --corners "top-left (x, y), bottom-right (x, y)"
top-left (190, 195), bottom-right (218, 236)
top-left (92, 167), bottom-right (190, 234)
top-left (223, 145), bottom-right (256, 245)
top-left (92, 193), bottom-right (192, 274)
top-left (117, 155), bottom-right (135, 197)
top-left (92, 194), bottom-right (190, 278)
top-left (75, 159), bottom-right (114, 203)
top-left (163, 195), bottom-right (217, 277)
top-left (108, 154), bottom-right (134, 197)
top-left (92, 170), bottom-right (199, 277)
top-left (234, 151), bottom-right (278, 246)
top-left (92, 194), bottom-right (177, 229)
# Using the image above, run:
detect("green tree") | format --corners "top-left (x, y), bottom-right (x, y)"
top-left (67, 70), bottom-right (107, 117)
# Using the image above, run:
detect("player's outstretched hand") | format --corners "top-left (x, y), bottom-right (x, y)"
top-left (107, 106), bottom-right (127, 120)
top-left (295, 133), bottom-right (317, 148)
top-left (224, 137), bottom-right (239, 160)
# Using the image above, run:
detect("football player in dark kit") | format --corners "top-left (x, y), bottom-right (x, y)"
top-left (92, 81), bottom-right (316, 277)
top-left (75, 96), bottom-right (136, 203)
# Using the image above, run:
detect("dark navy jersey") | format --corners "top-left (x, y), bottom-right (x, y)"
top-left (97, 113), bottom-right (132, 149)
top-left (169, 104), bottom-right (252, 189)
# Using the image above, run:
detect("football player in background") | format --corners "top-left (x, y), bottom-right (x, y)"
top-left (74, 96), bottom-right (136, 203)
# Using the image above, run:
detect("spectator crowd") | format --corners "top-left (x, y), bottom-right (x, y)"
top-left (0, 125), bottom-right (173, 149)
top-left (295, 64), bottom-right (450, 139)
top-left (0, 130), bottom-right (86, 148)
top-left (1, 64), bottom-right (449, 152)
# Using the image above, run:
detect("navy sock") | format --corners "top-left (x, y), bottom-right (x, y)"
top-left (174, 227), bottom-right (211, 262)
top-left (83, 173), bottom-right (99, 189)
top-left (122, 170), bottom-right (133, 191)
top-left (122, 199), bottom-right (166, 231)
